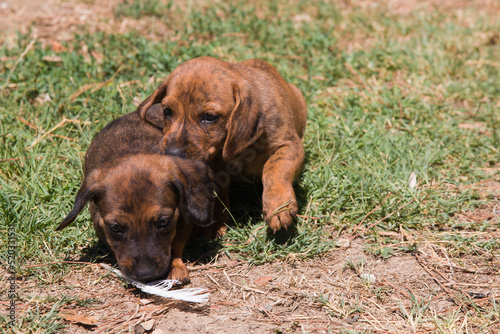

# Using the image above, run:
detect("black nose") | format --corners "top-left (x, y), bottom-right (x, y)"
top-left (165, 146), bottom-right (186, 158)
top-left (132, 264), bottom-right (159, 282)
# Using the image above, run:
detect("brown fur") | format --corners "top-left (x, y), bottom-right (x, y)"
top-left (138, 57), bottom-right (307, 233)
top-left (57, 111), bottom-right (215, 283)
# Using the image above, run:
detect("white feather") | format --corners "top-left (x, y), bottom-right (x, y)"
top-left (408, 172), bottom-right (417, 189)
top-left (101, 264), bottom-right (210, 303)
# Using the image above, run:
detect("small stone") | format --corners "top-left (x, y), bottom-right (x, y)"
top-left (141, 319), bottom-right (155, 331)
top-left (134, 325), bottom-right (145, 334)
top-left (347, 314), bottom-right (360, 324)
top-left (336, 238), bottom-right (350, 248)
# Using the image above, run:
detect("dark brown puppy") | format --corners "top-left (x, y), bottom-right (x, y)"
top-left (137, 57), bottom-right (307, 233)
top-left (57, 110), bottom-right (215, 283)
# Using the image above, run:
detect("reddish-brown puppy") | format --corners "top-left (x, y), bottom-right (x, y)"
top-left (57, 110), bottom-right (215, 283)
top-left (138, 57), bottom-right (307, 233)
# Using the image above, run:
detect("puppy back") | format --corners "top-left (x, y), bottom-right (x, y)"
top-left (84, 111), bottom-right (163, 176)
top-left (234, 59), bottom-right (308, 138)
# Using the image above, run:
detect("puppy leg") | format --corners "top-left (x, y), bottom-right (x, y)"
top-left (262, 138), bottom-right (305, 233)
top-left (168, 216), bottom-right (193, 284)
top-left (199, 194), bottom-right (229, 239)
top-left (212, 184), bottom-right (230, 238)
top-left (204, 156), bottom-right (230, 239)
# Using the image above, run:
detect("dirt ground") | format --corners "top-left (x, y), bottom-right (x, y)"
top-left (10, 220), bottom-right (500, 333)
top-left (1, 0), bottom-right (500, 333)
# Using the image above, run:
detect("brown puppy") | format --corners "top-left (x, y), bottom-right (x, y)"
top-left (57, 110), bottom-right (215, 283)
top-left (137, 57), bottom-right (307, 233)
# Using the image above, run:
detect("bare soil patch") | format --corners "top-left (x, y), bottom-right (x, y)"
top-left (8, 228), bottom-right (500, 333)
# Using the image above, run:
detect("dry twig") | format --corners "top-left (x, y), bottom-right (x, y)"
top-left (26, 117), bottom-right (90, 150)
top-left (259, 306), bottom-right (282, 325)
top-left (344, 62), bottom-right (372, 93)
top-left (25, 261), bottom-right (95, 268)
top-left (415, 254), bottom-right (470, 311)
top-left (2, 35), bottom-right (37, 92)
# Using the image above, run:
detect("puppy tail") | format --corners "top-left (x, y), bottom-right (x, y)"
top-left (56, 181), bottom-right (95, 230)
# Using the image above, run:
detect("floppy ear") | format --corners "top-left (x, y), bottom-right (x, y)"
top-left (56, 172), bottom-right (102, 231)
top-left (143, 103), bottom-right (164, 129)
top-left (222, 82), bottom-right (264, 161)
top-left (136, 80), bottom-right (169, 127)
top-left (173, 160), bottom-right (216, 227)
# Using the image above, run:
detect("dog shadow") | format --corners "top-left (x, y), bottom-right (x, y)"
top-left (222, 176), bottom-right (308, 244)
top-left (183, 236), bottom-right (222, 265)
top-left (79, 240), bottom-right (116, 266)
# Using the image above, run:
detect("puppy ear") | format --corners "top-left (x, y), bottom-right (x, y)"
top-left (143, 103), bottom-right (164, 129)
top-left (222, 82), bottom-right (264, 161)
top-left (56, 172), bottom-right (102, 231)
top-left (173, 160), bottom-right (216, 227)
top-left (137, 80), bottom-right (168, 127)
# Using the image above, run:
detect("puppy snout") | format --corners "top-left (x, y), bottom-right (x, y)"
top-left (164, 146), bottom-right (186, 158)
top-left (133, 267), bottom-right (158, 282)
top-left (127, 257), bottom-right (165, 282)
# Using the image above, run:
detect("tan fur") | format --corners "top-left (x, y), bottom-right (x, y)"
top-left (138, 57), bottom-right (307, 233)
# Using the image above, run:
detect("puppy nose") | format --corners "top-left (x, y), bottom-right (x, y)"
top-left (133, 266), bottom-right (158, 282)
top-left (165, 146), bottom-right (186, 158)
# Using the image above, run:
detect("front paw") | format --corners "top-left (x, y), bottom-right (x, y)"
top-left (201, 220), bottom-right (228, 239)
top-left (262, 187), bottom-right (298, 233)
top-left (168, 259), bottom-right (190, 285)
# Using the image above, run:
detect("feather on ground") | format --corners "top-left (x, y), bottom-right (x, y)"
top-left (100, 264), bottom-right (210, 303)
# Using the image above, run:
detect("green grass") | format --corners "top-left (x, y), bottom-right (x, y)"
top-left (114, 0), bottom-right (174, 19)
top-left (0, 0), bottom-right (499, 331)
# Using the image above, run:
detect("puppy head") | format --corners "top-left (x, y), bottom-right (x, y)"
top-left (57, 155), bottom-right (215, 282)
top-left (137, 57), bottom-right (263, 162)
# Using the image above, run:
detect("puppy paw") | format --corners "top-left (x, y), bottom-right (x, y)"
top-left (200, 221), bottom-right (228, 239)
top-left (215, 224), bottom-right (228, 239)
top-left (168, 259), bottom-right (190, 285)
top-left (263, 189), bottom-right (298, 233)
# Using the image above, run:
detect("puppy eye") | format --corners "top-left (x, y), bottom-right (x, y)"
top-left (163, 107), bottom-right (173, 118)
top-left (158, 217), bottom-right (172, 229)
top-left (109, 222), bottom-right (124, 234)
top-left (201, 113), bottom-right (219, 123)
